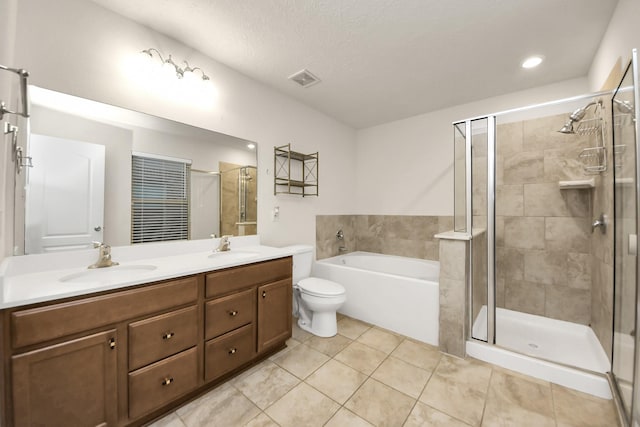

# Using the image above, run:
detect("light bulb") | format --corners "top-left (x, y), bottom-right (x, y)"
top-left (522, 56), bottom-right (543, 69)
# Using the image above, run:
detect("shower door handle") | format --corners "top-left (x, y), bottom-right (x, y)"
top-left (629, 234), bottom-right (637, 256)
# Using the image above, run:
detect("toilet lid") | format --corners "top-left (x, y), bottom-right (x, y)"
top-left (298, 278), bottom-right (345, 297)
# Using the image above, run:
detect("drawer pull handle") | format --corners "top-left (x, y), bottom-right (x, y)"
top-left (108, 338), bottom-right (116, 350)
top-left (228, 347), bottom-right (237, 355)
top-left (162, 332), bottom-right (175, 340)
top-left (162, 377), bottom-right (174, 386)
top-left (229, 310), bottom-right (238, 317)
top-left (262, 291), bottom-right (266, 298)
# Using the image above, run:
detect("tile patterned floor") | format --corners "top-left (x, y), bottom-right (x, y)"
top-left (149, 315), bottom-right (619, 427)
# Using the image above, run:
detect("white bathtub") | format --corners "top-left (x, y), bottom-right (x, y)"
top-left (313, 251), bottom-right (439, 345)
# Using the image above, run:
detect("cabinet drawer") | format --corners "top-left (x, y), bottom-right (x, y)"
top-left (205, 257), bottom-right (291, 298)
top-left (12, 276), bottom-right (199, 349)
top-left (205, 324), bottom-right (254, 381)
top-left (129, 347), bottom-right (198, 419)
top-left (205, 288), bottom-right (255, 340)
top-left (129, 306), bottom-right (198, 371)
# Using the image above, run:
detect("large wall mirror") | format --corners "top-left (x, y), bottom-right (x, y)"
top-left (15, 86), bottom-right (258, 255)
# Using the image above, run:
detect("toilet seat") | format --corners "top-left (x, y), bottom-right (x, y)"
top-left (298, 278), bottom-right (345, 297)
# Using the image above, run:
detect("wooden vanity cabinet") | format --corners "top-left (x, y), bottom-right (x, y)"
top-left (258, 279), bottom-right (292, 353)
top-left (203, 257), bottom-right (292, 382)
top-left (11, 330), bottom-right (118, 427)
top-left (0, 256), bottom-right (292, 427)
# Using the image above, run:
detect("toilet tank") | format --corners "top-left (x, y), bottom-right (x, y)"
top-left (282, 245), bottom-right (313, 284)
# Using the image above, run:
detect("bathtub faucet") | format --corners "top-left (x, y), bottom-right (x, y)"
top-left (336, 229), bottom-right (344, 240)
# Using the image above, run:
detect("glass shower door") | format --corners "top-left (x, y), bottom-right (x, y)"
top-left (612, 49), bottom-right (640, 425)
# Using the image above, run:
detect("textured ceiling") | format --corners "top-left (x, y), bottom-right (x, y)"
top-left (91, 0), bottom-right (618, 129)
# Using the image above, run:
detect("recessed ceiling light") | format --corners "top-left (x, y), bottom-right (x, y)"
top-left (247, 143), bottom-right (256, 150)
top-left (522, 56), bottom-right (543, 69)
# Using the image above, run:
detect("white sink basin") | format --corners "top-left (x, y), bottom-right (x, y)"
top-left (207, 251), bottom-right (259, 261)
top-left (60, 264), bottom-right (158, 284)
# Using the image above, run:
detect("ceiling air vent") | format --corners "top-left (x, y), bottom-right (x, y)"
top-left (288, 69), bottom-right (321, 88)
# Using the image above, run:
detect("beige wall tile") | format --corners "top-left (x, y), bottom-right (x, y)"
top-left (545, 285), bottom-right (591, 324)
top-left (496, 247), bottom-right (524, 281)
top-left (505, 280), bottom-right (545, 316)
top-left (496, 184), bottom-right (524, 216)
top-left (523, 250), bottom-right (567, 286)
top-left (439, 304), bottom-right (465, 358)
top-left (316, 214), bottom-right (450, 261)
top-left (523, 114), bottom-right (588, 151)
top-left (545, 217), bottom-right (590, 253)
top-left (504, 217), bottom-right (545, 249)
top-left (523, 183), bottom-right (589, 217)
top-left (503, 151), bottom-right (544, 184)
top-left (439, 240), bottom-right (467, 280)
top-left (497, 121), bottom-right (524, 155)
top-left (566, 252), bottom-right (591, 290)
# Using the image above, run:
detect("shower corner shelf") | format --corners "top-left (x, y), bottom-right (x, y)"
top-left (558, 178), bottom-right (595, 190)
top-left (274, 144), bottom-right (319, 197)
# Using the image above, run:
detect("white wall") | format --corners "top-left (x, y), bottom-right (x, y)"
top-left (355, 78), bottom-right (589, 215)
top-left (588, 0), bottom-right (640, 91)
top-left (2, 0), bottom-right (357, 256)
top-left (355, 0), bottom-right (640, 218)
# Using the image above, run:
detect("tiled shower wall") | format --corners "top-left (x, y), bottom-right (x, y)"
top-left (494, 114), bottom-right (595, 326)
top-left (315, 215), bottom-right (453, 261)
top-left (590, 96), bottom-right (614, 359)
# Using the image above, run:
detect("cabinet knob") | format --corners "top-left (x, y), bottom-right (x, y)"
top-left (162, 377), bottom-right (174, 386)
top-left (262, 291), bottom-right (266, 298)
top-left (228, 347), bottom-right (237, 355)
top-left (108, 338), bottom-right (116, 350)
top-left (162, 332), bottom-right (175, 340)
top-left (229, 310), bottom-right (238, 317)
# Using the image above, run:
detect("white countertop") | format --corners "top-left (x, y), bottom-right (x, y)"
top-left (0, 236), bottom-right (295, 309)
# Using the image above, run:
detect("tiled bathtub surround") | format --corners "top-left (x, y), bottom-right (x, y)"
top-left (315, 215), bottom-right (453, 261)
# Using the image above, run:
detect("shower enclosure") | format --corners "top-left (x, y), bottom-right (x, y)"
top-left (612, 50), bottom-right (640, 425)
top-left (219, 162), bottom-right (257, 236)
top-left (455, 50), bottom-right (640, 418)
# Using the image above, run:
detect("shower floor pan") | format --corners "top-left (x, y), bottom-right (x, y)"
top-left (469, 306), bottom-right (612, 398)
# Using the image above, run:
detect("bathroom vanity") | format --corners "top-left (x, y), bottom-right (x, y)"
top-left (0, 240), bottom-right (293, 426)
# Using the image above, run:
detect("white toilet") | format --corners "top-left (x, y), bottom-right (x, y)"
top-left (285, 245), bottom-right (346, 337)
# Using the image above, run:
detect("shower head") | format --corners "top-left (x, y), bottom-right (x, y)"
top-left (557, 100), bottom-right (601, 134)
top-left (613, 99), bottom-right (634, 115)
top-left (558, 121), bottom-right (575, 134)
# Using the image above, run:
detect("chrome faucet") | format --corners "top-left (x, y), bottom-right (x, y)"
top-left (89, 242), bottom-right (119, 269)
top-left (592, 214), bottom-right (607, 234)
top-left (215, 235), bottom-right (232, 252)
top-left (336, 229), bottom-right (344, 240)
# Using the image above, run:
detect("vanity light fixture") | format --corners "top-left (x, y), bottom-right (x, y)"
top-left (521, 55), bottom-right (544, 69)
top-left (141, 48), bottom-right (211, 82)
